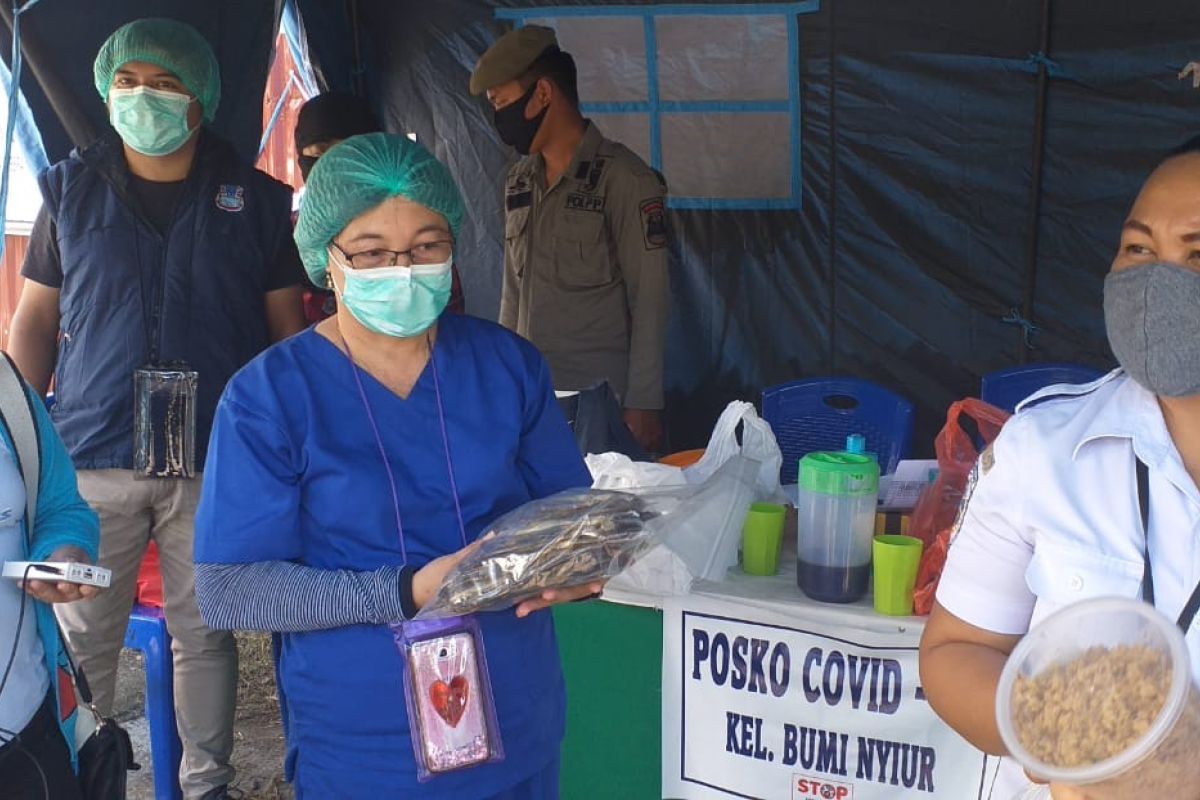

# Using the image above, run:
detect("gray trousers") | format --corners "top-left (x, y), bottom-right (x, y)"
top-left (55, 469), bottom-right (236, 798)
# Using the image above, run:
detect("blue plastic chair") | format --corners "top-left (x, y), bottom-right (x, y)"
top-left (124, 604), bottom-right (183, 800)
top-left (980, 363), bottom-right (1106, 413)
top-left (761, 378), bottom-right (915, 484)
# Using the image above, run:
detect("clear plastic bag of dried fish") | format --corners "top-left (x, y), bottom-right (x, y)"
top-left (415, 488), bottom-right (684, 619)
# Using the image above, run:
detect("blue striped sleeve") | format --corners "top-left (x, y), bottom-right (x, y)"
top-left (195, 560), bottom-right (408, 632)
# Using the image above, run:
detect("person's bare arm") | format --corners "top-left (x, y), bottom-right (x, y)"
top-left (918, 601), bottom-right (1022, 754)
top-left (9, 280), bottom-right (61, 396)
top-left (264, 286), bottom-right (306, 343)
top-left (922, 604), bottom-right (1091, 798)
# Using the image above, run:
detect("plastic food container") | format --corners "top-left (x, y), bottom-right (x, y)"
top-left (996, 597), bottom-right (1200, 799)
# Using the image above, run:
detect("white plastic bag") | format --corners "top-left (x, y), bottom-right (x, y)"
top-left (604, 544), bottom-right (693, 601)
top-left (586, 401), bottom-right (783, 500)
top-left (605, 455), bottom-right (758, 601)
top-left (590, 401), bottom-right (783, 601)
top-left (585, 452), bottom-right (687, 489)
top-left (686, 401), bottom-right (784, 502)
top-left (661, 455), bottom-right (758, 581)
top-left (585, 454), bottom-right (691, 602)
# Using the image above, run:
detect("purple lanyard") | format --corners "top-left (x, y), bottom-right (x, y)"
top-left (341, 329), bottom-right (469, 562)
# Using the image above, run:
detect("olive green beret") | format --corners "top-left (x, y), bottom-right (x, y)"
top-left (469, 25), bottom-right (558, 95)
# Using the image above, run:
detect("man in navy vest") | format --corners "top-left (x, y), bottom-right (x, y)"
top-left (9, 19), bottom-right (306, 799)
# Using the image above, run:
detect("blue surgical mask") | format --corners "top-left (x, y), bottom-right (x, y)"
top-left (108, 86), bottom-right (196, 156)
top-left (330, 250), bottom-right (453, 338)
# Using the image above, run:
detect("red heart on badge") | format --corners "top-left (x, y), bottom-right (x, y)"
top-left (429, 675), bottom-right (469, 727)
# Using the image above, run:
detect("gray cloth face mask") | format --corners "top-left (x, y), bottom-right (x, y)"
top-left (1104, 261), bottom-right (1200, 397)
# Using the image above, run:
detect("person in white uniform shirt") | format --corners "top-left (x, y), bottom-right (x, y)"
top-left (920, 138), bottom-right (1200, 800)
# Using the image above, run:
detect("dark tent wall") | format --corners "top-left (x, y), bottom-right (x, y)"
top-left (294, 0), bottom-right (1200, 451)
top-left (5, 0), bottom-right (1199, 453)
top-left (827, 2), bottom-right (1199, 450)
top-left (0, 0), bottom-right (282, 165)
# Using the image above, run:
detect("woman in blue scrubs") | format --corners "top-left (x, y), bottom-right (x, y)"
top-left (193, 133), bottom-right (596, 798)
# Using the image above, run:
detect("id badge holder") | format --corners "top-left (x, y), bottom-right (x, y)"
top-left (394, 616), bottom-right (504, 782)
top-left (133, 365), bottom-right (198, 479)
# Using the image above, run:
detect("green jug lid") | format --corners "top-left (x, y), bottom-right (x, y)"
top-left (798, 451), bottom-right (880, 495)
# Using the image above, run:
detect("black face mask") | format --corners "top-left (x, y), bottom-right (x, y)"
top-left (298, 155), bottom-right (318, 182)
top-left (493, 83), bottom-right (547, 156)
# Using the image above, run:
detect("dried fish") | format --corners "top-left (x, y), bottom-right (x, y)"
top-left (419, 489), bottom-right (663, 617)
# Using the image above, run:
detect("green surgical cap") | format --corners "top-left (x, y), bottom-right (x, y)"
top-left (295, 133), bottom-right (467, 286)
top-left (94, 19), bottom-right (220, 122)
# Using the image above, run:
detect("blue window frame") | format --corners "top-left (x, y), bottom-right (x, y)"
top-left (496, 3), bottom-right (820, 210)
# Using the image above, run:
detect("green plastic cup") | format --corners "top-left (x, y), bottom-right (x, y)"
top-left (872, 535), bottom-right (924, 615)
top-left (742, 502), bottom-right (786, 576)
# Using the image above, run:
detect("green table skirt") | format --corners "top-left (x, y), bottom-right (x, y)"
top-left (554, 601), bottom-right (664, 800)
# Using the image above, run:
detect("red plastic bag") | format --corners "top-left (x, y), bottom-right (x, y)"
top-left (136, 541), bottom-right (164, 608)
top-left (910, 398), bottom-right (1010, 615)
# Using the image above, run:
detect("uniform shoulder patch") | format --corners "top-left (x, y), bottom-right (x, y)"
top-left (639, 197), bottom-right (667, 250)
top-left (947, 461), bottom-right (982, 548)
top-left (980, 444), bottom-right (995, 476)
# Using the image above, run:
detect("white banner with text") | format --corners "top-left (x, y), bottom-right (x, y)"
top-left (663, 591), bottom-right (993, 800)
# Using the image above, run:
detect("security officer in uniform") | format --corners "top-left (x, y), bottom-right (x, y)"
top-left (920, 137), bottom-right (1200, 800)
top-left (471, 26), bottom-right (669, 453)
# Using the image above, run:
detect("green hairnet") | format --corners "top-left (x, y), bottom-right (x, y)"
top-left (94, 19), bottom-right (220, 122)
top-left (295, 133), bottom-right (467, 286)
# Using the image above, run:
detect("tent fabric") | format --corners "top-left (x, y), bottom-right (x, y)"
top-left (8, 0), bottom-right (1200, 453)
top-left (296, 0), bottom-right (1200, 451)
top-left (279, 1), bottom-right (318, 99)
top-left (1, 0), bottom-right (281, 165)
top-left (0, 52), bottom-right (47, 175)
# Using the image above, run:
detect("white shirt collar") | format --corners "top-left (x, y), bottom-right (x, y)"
top-left (1069, 372), bottom-right (1200, 506)
top-left (1071, 372), bottom-right (1171, 458)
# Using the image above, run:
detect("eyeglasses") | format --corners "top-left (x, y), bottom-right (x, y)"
top-left (330, 239), bottom-right (454, 269)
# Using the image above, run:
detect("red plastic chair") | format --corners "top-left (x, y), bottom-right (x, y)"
top-left (136, 542), bottom-right (164, 608)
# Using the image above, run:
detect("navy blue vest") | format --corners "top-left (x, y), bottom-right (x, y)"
top-left (40, 131), bottom-right (293, 470)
